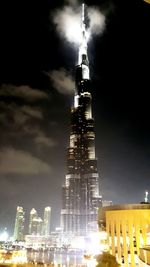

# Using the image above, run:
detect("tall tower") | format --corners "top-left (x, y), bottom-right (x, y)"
top-left (61, 4), bottom-right (102, 236)
top-left (43, 207), bottom-right (51, 236)
top-left (14, 206), bottom-right (25, 241)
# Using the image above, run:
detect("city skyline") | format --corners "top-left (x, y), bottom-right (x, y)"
top-left (13, 206), bottom-right (51, 240)
top-left (0, 0), bottom-right (149, 234)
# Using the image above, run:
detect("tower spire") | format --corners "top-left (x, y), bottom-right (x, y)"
top-left (78, 3), bottom-right (89, 68)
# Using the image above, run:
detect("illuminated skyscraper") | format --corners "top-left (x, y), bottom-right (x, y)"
top-left (28, 208), bottom-right (43, 235)
top-left (43, 207), bottom-right (51, 236)
top-left (29, 208), bottom-right (37, 235)
top-left (14, 206), bottom-right (25, 241)
top-left (61, 4), bottom-right (102, 236)
top-left (32, 217), bottom-right (43, 235)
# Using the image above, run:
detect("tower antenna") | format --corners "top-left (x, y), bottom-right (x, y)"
top-left (78, 3), bottom-right (88, 66)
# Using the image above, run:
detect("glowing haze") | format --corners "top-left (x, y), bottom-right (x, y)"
top-left (52, 4), bottom-right (105, 45)
top-left (50, 3), bottom-right (105, 95)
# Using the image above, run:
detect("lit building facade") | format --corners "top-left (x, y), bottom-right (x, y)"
top-left (14, 206), bottom-right (25, 241)
top-left (61, 4), bottom-right (102, 236)
top-left (98, 204), bottom-right (150, 267)
top-left (43, 206), bottom-right (51, 236)
top-left (102, 200), bottom-right (113, 207)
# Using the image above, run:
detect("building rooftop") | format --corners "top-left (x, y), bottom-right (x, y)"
top-left (98, 203), bottom-right (150, 229)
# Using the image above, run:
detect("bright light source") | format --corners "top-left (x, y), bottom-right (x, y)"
top-left (12, 250), bottom-right (27, 264)
top-left (0, 229), bottom-right (9, 241)
top-left (71, 236), bottom-right (85, 249)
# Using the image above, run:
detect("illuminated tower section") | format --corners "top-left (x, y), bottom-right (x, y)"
top-left (61, 4), bottom-right (102, 236)
top-left (14, 206), bottom-right (25, 241)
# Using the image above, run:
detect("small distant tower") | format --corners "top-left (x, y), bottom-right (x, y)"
top-left (145, 191), bottom-right (149, 203)
top-left (43, 207), bottom-right (51, 236)
top-left (14, 206), bottom-right (25, 241)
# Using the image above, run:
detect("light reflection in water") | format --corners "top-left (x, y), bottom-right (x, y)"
top-left (27, 250), bottom-right (85, 266)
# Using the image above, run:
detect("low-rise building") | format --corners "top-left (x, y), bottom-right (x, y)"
top-left (98, 204), bottom-right (150, 267)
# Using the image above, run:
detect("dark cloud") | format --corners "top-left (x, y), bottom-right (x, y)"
top-left (34, 131), bottom-right (57, 148)
top-left (49, 68), bottom-right (74, 95)
top-left (0, 84), bottom-right (48, 102)
top-left (0, 148), bottom-right (51, 174)
top-left (0, 84), bottom-right (57, 151)
top-left (0, 102), bottom-right (43, 126)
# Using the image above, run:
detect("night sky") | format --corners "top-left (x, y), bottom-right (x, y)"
top-left (0, 0), bottom-right (150, 235)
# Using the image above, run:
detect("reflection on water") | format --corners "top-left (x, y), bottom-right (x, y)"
top-left (27, 250), bottom-right (85, 266)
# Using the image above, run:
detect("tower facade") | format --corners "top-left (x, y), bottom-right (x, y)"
top-left (43, 206), bottom-right (51, 236)
top-left (61, 4), bottom-right (102, 236)
top-left (14, 206), bottom-right (25, 241)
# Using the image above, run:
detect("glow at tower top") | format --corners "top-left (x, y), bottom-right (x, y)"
top-left (62, 4), bottom-right (90, 46)
top-left (50, 3), bottom-right (105, 95)
top-left (53, 3), bottom-right (105, 46)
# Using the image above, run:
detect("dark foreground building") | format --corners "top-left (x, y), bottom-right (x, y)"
top-left (61, 4), bottom-right (102, 236)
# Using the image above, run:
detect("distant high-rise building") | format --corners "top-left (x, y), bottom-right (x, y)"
top-left (61, 4), bottom-right (102, 236)
top-left (102, 200), bottom-right (113, 207)
top-left (144, 190), bottom-right (149, 203)
top-left (43, 207), bottom-right (51, 236)
top-left (14, 206), bottom-right (25, 241)
top-left (29, 208), bottom-right (38, 235)
top-left (32, 217), bottom-right (43, 235)
top-left (29, 208), bottom-right (43, 236)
